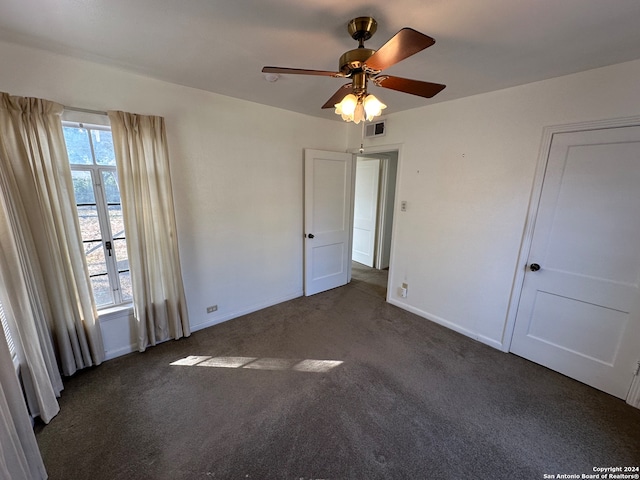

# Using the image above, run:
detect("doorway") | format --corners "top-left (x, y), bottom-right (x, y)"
top-left (350, 260), bottom-right (389, 299)
top-left (302, 146), bottom-right (399, 299)
top-left (351, 150), bottom-right (398, 295)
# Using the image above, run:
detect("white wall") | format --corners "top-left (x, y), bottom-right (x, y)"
top-left (5, 38), bottom-right (640, 358)
top-left (0, 40), bottom-right (348, 358)
top-left (350, 59), bottom-right (640, 350)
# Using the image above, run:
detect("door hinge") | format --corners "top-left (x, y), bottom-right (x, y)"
top-left (634, 360), bottom-right (640, 376)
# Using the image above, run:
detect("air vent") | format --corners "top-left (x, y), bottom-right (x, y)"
top-left (365, 119), bottom-right (386, 138)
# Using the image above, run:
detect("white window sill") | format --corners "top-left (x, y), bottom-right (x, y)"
top-left (98, 303), bottom-right (133, 322)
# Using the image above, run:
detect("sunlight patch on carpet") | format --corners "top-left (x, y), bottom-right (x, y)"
top-left (169, 355), bottom-right (212, 366)
top-left (242, 357), bottom-right (299, 370)
top-left (199, 356), bottom-right (257, 368)
top-left (293, 359), bottom-right (344, 373)
top-left (170, 355), bottom-right (343, 372)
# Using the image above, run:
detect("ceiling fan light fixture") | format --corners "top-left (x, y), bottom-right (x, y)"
top-left (353, 102), bottom-right (365, 124)
top-left (334, 93), bottom-right (358, 121)
top-left (335, 93), bottom-right (386, 124)
top-left (363, 94), bottom-right (386, 121)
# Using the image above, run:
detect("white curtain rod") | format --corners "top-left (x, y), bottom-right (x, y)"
top-left (64, 106), bottom-right (108, 116)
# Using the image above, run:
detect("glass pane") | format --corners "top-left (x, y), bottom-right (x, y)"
top-left (71, 170), bottom-right (95, 204)
top-left (76, 205), bottom-right (101, 242)
top-left (92, 130), bottom-right (116, 166)
top-left (91, 275), bottom-right (113, 307)
top-left (84, 241), bottom-right (108, 277)
top-left (119, 271), bottom-right (132, 302)
top-left (63, 127), bottom-right (93, 165)
top-left (113, 238), bottom-right (128, 271)
top-left (102, 171), bottom-right (121, 204)
top-left (108, 205), bottom-right (125, 239)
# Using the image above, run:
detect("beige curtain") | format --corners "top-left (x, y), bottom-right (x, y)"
top-left (0, 93), bottom-right (104, 404)
top-left (108, 111), bottom-right (189, 351)
top-left (0, 327), bottom-right (47, 480)
top-left (0, 91), bottom-right (106, 479)
top-left (0, 220), bottom-right (61, 423)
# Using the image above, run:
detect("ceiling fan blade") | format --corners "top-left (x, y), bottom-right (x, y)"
top-left (376, 75), bottom-right (445, 98)
top-left (322, 84), bottom-right (353, 109)
top-left (364, 28), bottom-right (435, 72)
top-left (262, 66), bottom-right (341, 77)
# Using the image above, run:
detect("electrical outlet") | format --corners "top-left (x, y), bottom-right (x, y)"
top-left (401, 283), bottom-right (408, 298)
top-left (206, 305), bottom-right (218, 314)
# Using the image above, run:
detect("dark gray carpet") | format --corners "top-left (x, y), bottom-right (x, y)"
top-left (36, 265), bottom-right (640, 479)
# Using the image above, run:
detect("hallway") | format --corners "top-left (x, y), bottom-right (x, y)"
top-left (350, 261), bottom-right (388, 299)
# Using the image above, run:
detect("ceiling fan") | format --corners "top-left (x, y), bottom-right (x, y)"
top-left (262, 16), bottom-right (445, 123)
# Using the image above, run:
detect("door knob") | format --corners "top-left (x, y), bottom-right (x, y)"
top-left (307, 233), bottom-right (314, 239)
top-left (529, 263), bottom-right (541, 272)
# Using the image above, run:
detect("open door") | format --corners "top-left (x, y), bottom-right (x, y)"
top-left (352, 157), bottom-right (381, 267)
top-left (304, 149), bottom-right (354, 296)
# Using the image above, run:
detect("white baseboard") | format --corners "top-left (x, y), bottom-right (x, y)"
top-left (387, 297), bottom-right (504, 351)
top-left (190, 290), bottom-right (304, 333)
top-left (99, 291), bottom-right (304, 361)
top-left (103, 343), bottom-right (137, 361)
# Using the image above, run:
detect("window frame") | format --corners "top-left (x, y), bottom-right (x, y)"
top-left (63, 121), bottom-right (131, 309)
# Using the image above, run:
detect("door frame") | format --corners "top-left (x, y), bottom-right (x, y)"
top-left (375, 155), bottom-right (390, 269)
top-left (348, 143), bottom-right (403, 302)
top-left (503, 115), bottom-right (640, 407)
top-left (374, 153), bottom-right (399, 270)
top-left (352, 153), bottom-right (397, 269)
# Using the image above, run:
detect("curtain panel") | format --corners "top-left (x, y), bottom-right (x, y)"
top-left (0, 219), bottom-right (61, 423)
top-left (0, 326), bottom-right (47, 480)
top-left (0, 92), bottom-right (105, 419)
top-left (108, 111), bottom-right (190, 351)
top-left (0, 91), bottom-right (112, 479)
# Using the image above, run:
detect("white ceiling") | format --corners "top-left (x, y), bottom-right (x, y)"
top-left (2, 0), bottom-right (640, 121)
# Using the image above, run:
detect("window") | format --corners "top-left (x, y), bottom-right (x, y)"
top-left (0, 299), bottom-right (17, 359)
top-left (63, 122), bottom-right (131, 308)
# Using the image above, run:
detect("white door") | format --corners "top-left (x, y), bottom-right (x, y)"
top-left (304, 149), bottom-right (354, 296)
top-left (352, 157), bottom-right (380, 267)
top-left (511, 125), bottom-right (640, 399)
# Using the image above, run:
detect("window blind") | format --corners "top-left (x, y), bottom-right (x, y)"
top-left (0, 301), bottom-right (17, 359)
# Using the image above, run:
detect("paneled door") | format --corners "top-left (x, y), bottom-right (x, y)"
top-left (304, 149), bottom-right (354, 296)
top-left (352, 157), bottom-right (380, 267)
top-left (511, 125), bottom-right (640, 399)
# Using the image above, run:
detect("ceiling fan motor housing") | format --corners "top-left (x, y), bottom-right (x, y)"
top-left (340, 16), bottom-right (379, 76)
top-left (339, 48), bottom-right (376, 76)
top-left (348, 17), bottom-right (377, 42)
